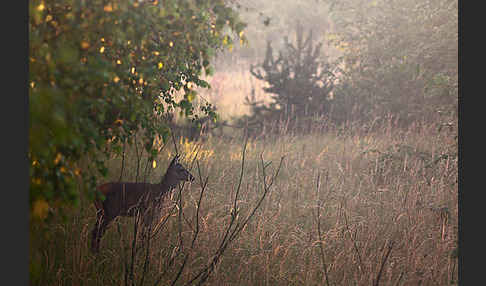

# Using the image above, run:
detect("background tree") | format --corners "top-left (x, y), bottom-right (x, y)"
top-left (324, 0), bottom-right (458, 125)
top-left (242, 22), bottom-right (338, 136)
top-left (29, 0), bottom-right (247, 221)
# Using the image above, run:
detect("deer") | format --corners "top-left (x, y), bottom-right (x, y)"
top-left (90, 154), bottom-right (194, 253)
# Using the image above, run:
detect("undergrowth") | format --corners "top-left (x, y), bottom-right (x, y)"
top-left (30, 120), bottom-right (458, 285)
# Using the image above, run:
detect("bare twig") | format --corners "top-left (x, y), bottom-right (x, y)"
top-left (192, 160), bottom-right (209, 248)
top-left (233, 154), bottom-right (284, 238)
top-left (142, 152), bottom-right (153, 186)
top-left (185, 140), bottom-right (252, 286)
top-left (169, 161), bottom-right (209, 286)
top-left (233, 136), bottom-right (248, 220)
top-left (342, 210), bottom-right (365, 274)
top-left (149, 148), bottom-right (201, 241)
top-left (373, 240), bottom-right (394, 286)
top-left (119, 141), bottom-right (126, 182)
top-left (186, 142), bottom-right (284, 286)
top-left (154, 160), bottom-right (209, 286)
top-left (314, 171), bottom-right (331, 286)
top-left (128, 211), bottom-right (141, 286)
top-left (139, 220), bottom-right (152, 286)
top-left (185, 139), bottom-right (250, 286)
top-left (117, 222), bottom-right (130, 286)
top-left (134, 133), bottom-right (143, 183)
top-left (170, 126), bottom-right (179, 155)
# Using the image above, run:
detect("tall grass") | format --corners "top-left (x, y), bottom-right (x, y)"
top-left (30, 118), bottom-right (458, 285)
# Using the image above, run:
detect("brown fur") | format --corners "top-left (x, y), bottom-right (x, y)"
top-left (90, 155), bottom-right (194, 253)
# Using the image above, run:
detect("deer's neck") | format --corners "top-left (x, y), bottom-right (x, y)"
top-left (158, 174), bottom-right (179, 196)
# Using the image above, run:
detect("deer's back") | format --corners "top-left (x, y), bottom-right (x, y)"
top-left (95, 182), bottom-right (161, 213)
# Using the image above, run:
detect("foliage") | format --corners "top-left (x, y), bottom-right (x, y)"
top-left (242, 23), bottom-right (338, 136)
top-left (325, 0), bottom-right (458, 125)
top-left (29, 0), bottom-right (247, 221)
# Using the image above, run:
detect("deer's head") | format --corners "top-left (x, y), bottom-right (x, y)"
top-left (164, 154), bottom-right (194, 187)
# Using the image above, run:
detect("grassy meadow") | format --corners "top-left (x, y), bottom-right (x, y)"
top-left (30, 111), bottom-right (458, 285)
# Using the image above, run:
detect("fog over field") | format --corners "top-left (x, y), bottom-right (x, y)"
top-left (30, 0), bottom-right (458, 285)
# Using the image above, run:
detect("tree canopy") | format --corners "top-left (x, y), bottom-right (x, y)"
top-left (29, 0), bottom-right (246, 221)
top-left (325, 0), bottom-right (458, 124)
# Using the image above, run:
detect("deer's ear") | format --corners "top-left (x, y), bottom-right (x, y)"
top-left (170, 154), bottom-right (180, 165)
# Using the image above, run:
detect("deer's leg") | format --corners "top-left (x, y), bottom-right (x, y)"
top-left (139, 205), bottom-right (157, 244)
top-left (90, 209), bottom-right (114, 253)
top-left (90, 209), bottom-right (104, 253)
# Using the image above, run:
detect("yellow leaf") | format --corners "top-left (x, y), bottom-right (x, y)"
top-left (37, 3), bottom-right (45, 11)
top-left (116, 59), bottom-right (122, 65)
top-left (169, 41), bottom-right (174, 47)
top-left (54, 153), bottom-right (62, 165)
top-left (158, 62), bottom-right (163, 69)
top-left (32, 199), bottom-right (49, 220)
top-left (81, 41), bottom-right (90, 50)
top-left (131, 67), bottom-right (136, 74)
top-left (187, 92), bottom-right (194, 102)
top-left (152, 160), bottom-right (157, 168)
top-left (99, 46), bottom-right (105, 53)
top-left (103, 4), bottom-right (113, 12)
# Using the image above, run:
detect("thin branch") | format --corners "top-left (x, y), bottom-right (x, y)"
top-left (169, 161), bottom-right (209, 286)
top-left (342, 210), bottom-right (365, 274)
top-left (150, 148), bottom-right (201, 241)
top-left (192, 160), bottom-right (208, 248)
top-left (118, 140), bottom-right (126, 182)
top-left (117, 222), bottom-right (130, 286)
top-left (134, 133), bottom-right (143, 183)
top-left (128, 210), bottom-right (141, 286)
top-left (184, 141), bottom-right (251, 286)
top-left (139, 220), bottom-right (152, 286)
top-left (234, 155), bottom-right (284, 237)
top-left (170, 126), bottom-right (179, 155)
top-left (373, 240), bottom-right (395, 286)
top-left (233, 136), bottom-right (248, 217)
top-left (186, 152), bottom-right (285, 286)
top-left (314, 171), bottom-right (331, 286)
